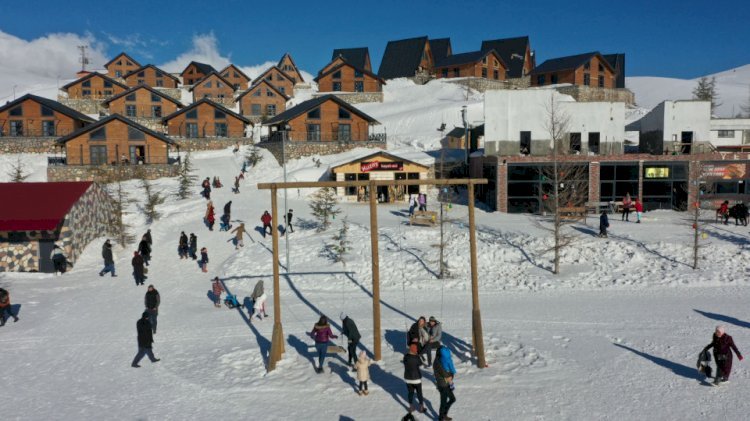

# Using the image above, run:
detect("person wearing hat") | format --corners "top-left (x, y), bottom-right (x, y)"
top-left (131, 251), bottom-right (146, 286)
top-left (131, 311), bottom-right (160, 367)
top-left (403, 343), bottom-right (427, 414)
top-left (425, 316), bottom-right (443, 366)
top-left (703, 325), bottom-right (743, 385)
top-left (99, 239), bottom-right (116, 277)
top-left (340, 312), bottom-right (361, 368)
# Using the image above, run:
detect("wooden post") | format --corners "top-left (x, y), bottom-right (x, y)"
top-left (369, 181), bottom-right (382, 361)
top-left (268, 186), bottom-right (285, 371)
top-left (468, 182), bottom-right (487, 368)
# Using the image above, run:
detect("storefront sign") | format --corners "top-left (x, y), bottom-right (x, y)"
top-left (702, 163), bottom-right (746, 179)
top-left (644, 167), bottom-right (670, 179)
top-left (360, 161), bottom-right (403, 172)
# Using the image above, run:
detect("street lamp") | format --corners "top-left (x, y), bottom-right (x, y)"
top-left (282, 123), bottom-right (291, 273)
top-left (461, 105), bottom-right (469, 168)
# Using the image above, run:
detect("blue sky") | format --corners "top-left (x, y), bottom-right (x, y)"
top-left (1, 0), bottom-right (749, 78)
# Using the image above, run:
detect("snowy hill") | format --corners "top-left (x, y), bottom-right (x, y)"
top-left (628, 64), bottom-right (750, 117)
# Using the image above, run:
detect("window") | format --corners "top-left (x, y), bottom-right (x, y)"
top-left (103, 90), bottom-right (112, 96)
top-left (332, 82), bottom-right (341, 91)
top-left (89, 145), bottom-right (107, 165)
top-left (345, 173), bottom-right (357, 195)
top-left (279, 87), bottom-right (285, 94)
top-left (338, 107), bottom-right (351, 119)
top-left (151, 94), bottom-right (161, 102)
top-left (156, 79), bottom-right (164, 87)
top-left (251, 104), bottom-right (261, 115)
top-left (41, 105), bottom-right (54, 116)
top-left (186, 123), bottom-right (199, 137)
top-left (307, 124), bottom-right (321, 141)
top-left (151, 106), bottom-right (162, 118)
top-left (583, 73), bottom-right (591, 86)
top-left (598, 63), bottom-right (604, 72)
top-left (453, 68), bottom-right (459, 77)
top-left (136, 71), bottom-right (144, 78)
top-left (115, 70), bottom-right (122, 78)
top-left (354, 81), bottom-right (364, 92)
top-left (354, 69), bottom-right (363, 78)
top-left (266, 90), bottom-right (275, 97)
top-left (82, 89), bottom-right (91, 97)
top-left (338, 124), bottom-right (351, 141)
top-left (217, 94), bottom-right (225, 99)
top-left (90, 127), bottom-right (106, 141)
top-left (494, 59), bottom-right (499, 68)
top-left (125, 93), bottom-right (136, 101)
top-left (537, 75), bottom-right (546, 85)
top-left (266, 104), bottom-right (276, 116)
top-left (588, 132), bottom-right (600, 154)
top-left (520, 131), bottom-right (531, 155)
top-left (332, 71), bottom-right (341, 80)
top-left (215, 123), bottom-right (228, 137)
top-left (186, 109), bottom-right (198, 119)
top-left (551, 74), bottom-right (558, 84)
top-left (223, 72), bottom-right (230, 78)
top-left (493, 70), bottom-right (499, 79)
top-left (718, 130), bottom-right (735, 138)
top-left (104, 80), bottom-right (113, 88)
top-left (9, 120), bottom-right (23, 136)
top-left (265, 75), bottom-right (273, 82)
top-left (156, 70), bottom-right (163, 78)
top-left (482, 68), bottom-right (487, 78)
top-left (137, 79), bottom-right (145, 85)
top-left (126, 105), bottom-right (137, 117)
top-left (128, 126), bottom-right (145, 140)
top-left (584, 61), bottom-right (590, 70)
top-left (9, 106), bottom-right (22, 116)
top-left (442, 69), bottom-right (448, 78)
top-left (214, 110), bottom-right (226, 119)
top-left (234, 84), bottom-right (240, 89)
top-left (234, 72), bottom-right (239, 78)
top-left (204, 81), bottom-right (212, 88)
top-left (82, 80), bottom-right (91, 87)
top-left (598, 76), bottom-right (604, 87)
top-left (482, 56), bottom-right (487, 64)
top-left (307, 108), bottom-right (321, 119)
top-left (569, 133), bottom-right (581, 152)
top-left (217, 82), bottom-right (223, 88)
top-left (42, 120), bottom-right (55, 136)
top-left (253, 89), bottom-right (262, 97)
top-left (277, 74), bottom-right (285, 81)
top-left (126, 61), bottom-right (132, 66)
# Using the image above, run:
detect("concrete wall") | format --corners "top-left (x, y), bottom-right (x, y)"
top-left (554, 85), bottom-right (635, 105)
top-left (48, 163), bottom-right (180, 183)
top-left (258, 140), bottom-right (386, 164)
top-left (637, 100), bottom-right (711, 154)
top-left (312, 92), bottom-right (384, 104)
top-left (710, 118), bottom-right (750, 147)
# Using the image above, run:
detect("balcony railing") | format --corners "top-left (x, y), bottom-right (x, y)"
top-left (47, 156), bottom-right (181, 166)
top-left (259, 131), bottom-right (387, 144)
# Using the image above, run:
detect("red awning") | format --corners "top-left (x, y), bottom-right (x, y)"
top-left (0, 182), bottom-right (92, 231)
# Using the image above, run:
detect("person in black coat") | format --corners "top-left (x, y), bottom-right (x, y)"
top-left (599, 211), bottom-right (610, 238)
top-left (144, 285), bottom-right (160, 334)
top-left (178, 232), bottom-right (189, 259)
top-left (224, 201), bottom-right (232, 221)
top-left (138, 235), bottom-right (151, 266)
top-left (144, 229), bottom-right (152, 246)
top-left (703, 325), bottom-right (743, 384)
top-left (132, 251), bottom-right (146, 286)
top-left (340, 312), bottom-right (361, 367)
top-left (404, 344), bottom-right (427, 414)
top-left (99, 239), bottom-right (116, 277)
top-left (188, 233), bottom-right (198, 260)
top-left (131, 312), bottom-right (160, 367)
top-left (285, 209), bottom-right (294, 233)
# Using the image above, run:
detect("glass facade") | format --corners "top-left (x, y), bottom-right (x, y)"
top-left (642, 162), bottom-right (688, 211)
top-left (506, 164), bottom-right (588, 214)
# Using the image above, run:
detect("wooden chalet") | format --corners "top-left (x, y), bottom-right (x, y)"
top-left (481, 36), bottom-right (535, 78)
top-left (434, 49), bottom-right (507, 80)
top-left (104, 52), bottom-right (141, 79)
top-left (123, 64), bottom-right (180, 88)
top-left (252, 66), bottom-right (296, 97)
top-left (530, 52), bottom-right (616, 88)
top-left (330, 151), bottom-right (430, 202)
top-left (55, 114), bottom-right (176, 165)
top-left (62, 73), bottom-right (128, 100)
top-left (102, 85), bottom-right (183, 120)
top-left (277, 53), bottom-right (305, 84)
top-left (378, 36), bottom-right (433, 80)
top-left (330, 47), bottom-right (372, 72)
top-left (220, 64), bottom-right (251, 90)
top-left (315, 57), bottom-right (385, 93)
top-left (236, 80), bottom-right (289, 119)
top-left (180, 61), bottom-right (218, 85)
top-left (430, 38), bottom-right (452, 64)
top-left (0, 94), bottom-right (95, 137)
top-left (162, 99), bottom-right (251, 138)
top-left (189, 71), bottom-right (237, 102)
top-left (263, 94), bottom-right (381, 143)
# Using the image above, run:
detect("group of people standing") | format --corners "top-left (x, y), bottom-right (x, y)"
top-left (408, 193), bottom-right (428, 216)
top-left (620, 193), bottom-right (643, 224)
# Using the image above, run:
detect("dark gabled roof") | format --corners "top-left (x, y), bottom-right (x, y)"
top-left (313, 59), bottom-right (385, 84)
top-left (122, 64), bottom-right (181, 83)
top-left (277, 53), bottom-right (305, 82)
top-left (180, 61), bottom-right (217, 77)
top-left (161, 98), bottom-right (251, 125)
top-left (330, 151), bottom-right (428, 171)
top-left (61, 72), bottom-right (128, 91)
top-left (531, 51), bottom-right (614, 75)
top-left (480, 36), bottom-right (530, 78)
top-left (331, 47), bottom-right (370, 71)
top-left (602, 53), bottom-right (624, 70)
top-left (104, 52), bottom-right (141, 69)
top-left (430, 38), bottom-right (452, 62)
top-left (378, 36), bottom-right (429, 79)
top-left (252, 65), bottom-right (296, 85)
top-left (101, 84), bottom-right (184, 107)
top-left (56, 114), bottom-right (175, 145)
top-left (187, 71), bottom-right (238, 92)
top-left (264, 94), bottom-right (379, 126)
top-left (219, 64), bottom-right (251, 82)
top-left (0, 182), bottom-right (93, 231)
top-left (0, 94), bottom-right (96, 123)
top-left (434, 49), bottom-right (507, 69)
top-left (236, 79), bottom-right (290, 102)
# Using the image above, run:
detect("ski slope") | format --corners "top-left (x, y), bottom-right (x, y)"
top-left (2, 147), bottom-right (750, 420)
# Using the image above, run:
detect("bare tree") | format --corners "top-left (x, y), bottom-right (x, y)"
top-left (6, 156), bottom-right (30, 182)
top-left (690, 161), bottom-right (715, 270)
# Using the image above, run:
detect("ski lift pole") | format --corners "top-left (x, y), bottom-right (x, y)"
top-left (369, 180), bottom-right (382, 361)
top-left (268, 187), bottom-right (285, 371)
top-left (468, 182), bottom-right (487, 368)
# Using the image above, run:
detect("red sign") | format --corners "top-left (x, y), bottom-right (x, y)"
top-left (360, 161), bottom-right (403, 172)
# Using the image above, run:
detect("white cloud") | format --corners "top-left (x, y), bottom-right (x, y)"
top-left (159, 32), bottom-right (232, 73)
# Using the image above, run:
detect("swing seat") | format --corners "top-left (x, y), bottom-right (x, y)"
top-left (327, 344), bottom-right (346, 354)
top-left (410, 211), bottom-right (437, 226)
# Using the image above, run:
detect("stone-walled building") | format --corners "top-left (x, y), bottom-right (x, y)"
top-left (253, 66), bottom-right (296, 98)
top-left (236, 80), bottom-right (289, 123)
top-left (102, 85), bottom-right (183, 129)
top-left (0, 182), bottom-right (114, 272)
top-left (163, 98), bottom-right (251, 139)
top-left (123, 64), bottom-right (180, 89)
top-left (61, 73), bottom-right (129, 100)
top-left (104, 52), bottom-right (141, 79)
top-left (0, 94), bottom-right (95, 138)
top-left (189, 71), bottom-right (237, 104)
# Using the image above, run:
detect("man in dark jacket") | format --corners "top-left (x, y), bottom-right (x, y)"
top-left (132, 251), bottom-right (146, 286)
top-left (434, 346), bottom-right (456, 420)
top-left (188, 233), bottom-right (198, 260)
top-left (285, 209), bottom-right (294, 233)
top-left (99, 239), bottom-right (116, 277)
top-left (178, 232), bottom-right (188, 259)
top-left (599, 210), bottom-right (610, 238)
top-left (340, 312), bottom-right (361, 367)
top-left (224, 201), bottom-right (232, 221)
top-left (404, 344), bottom-right (427, 414)
top-left (137, 235), bottom-right (151, 266)
top-left (704, 325), bottom-right (743, 384)
top-left (131, 312), bottom-right (160, 367)
top-left (408, 317), bottom-right (428, 356)
top-left (144, 229), bottom-right (152, 246)
top-left (145, 285), bottom-right (160, 334)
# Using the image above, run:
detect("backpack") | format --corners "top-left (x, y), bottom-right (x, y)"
top-left (0, 288), bottom-right (7, 303)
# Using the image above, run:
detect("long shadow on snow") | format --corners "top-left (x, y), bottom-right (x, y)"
top-left (702, 226), bottom-right (750, 249)
top-left (380, 232), bottom-right (439, 278)
top-left (606, 233), bottom-right (692, 268)
top-left (476, 226), bottom-right (554, 274)
top-left (694, 309), bottom-right (750, 329)
top-left (570, 225), bottom-right (599, 237)
top-left (219, 279), bottom-right (271, 368)
top-left (288, 334), bottom-right (316, 371)
top-left (613, 343), bottom-right (708, 383)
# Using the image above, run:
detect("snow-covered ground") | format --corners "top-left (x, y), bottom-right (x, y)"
top-left (3, 148), bottom-right (750, 420)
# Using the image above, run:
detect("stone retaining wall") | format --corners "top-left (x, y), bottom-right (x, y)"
top-left (155, 88), bottom-right (183, 102)
top-left (48, 164), bottom-right (180, 183)
top-left (172, 137), bottom-right (251, 152)
top-left (443, 76), bottom-right (531, 93)
top-left (0, 137), bottom-right (59, 153)
top-left (0, 238), bottom-right (39, 272)
top-left (555, 85), bottom-right (635, 104)
top-left (63, 183), bottom-right (116, 262)
top-left (58, 97), bottom-right (106, 115)
top-left (313, 92), bottom-right (384, 104)
top-left (257, 141), bottom-right (386, 164)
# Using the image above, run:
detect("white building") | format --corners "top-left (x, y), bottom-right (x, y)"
top-left (635, 100), bottom-right (711, 154)
top-left (709, 118), bottom-right (750, 150)
top-left (484, 89), bottom-right (625, 156)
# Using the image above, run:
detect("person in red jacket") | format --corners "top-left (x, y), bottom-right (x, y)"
top-left (261, 211), bottom-right (273, 238)
top-left (634, 199), bottom-right (644, 224)
top-left (703, 325), bottom-right (743, 385)
top-left (718, 200), bottom-right (730, 225)
top-left (211, 277), bottom-right (224, 308)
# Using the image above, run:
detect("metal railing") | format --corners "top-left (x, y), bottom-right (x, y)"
top-left (259, 131), bottom-right (387, 144)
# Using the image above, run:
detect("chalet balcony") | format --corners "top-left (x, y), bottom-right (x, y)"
top-left (0, 126), bottom-right (78, 138)
top-left (259, 130), bottom-right (386, 144)
top-left (47, 155), bottom-right (181, 166)
top-left (168, 123), bottom-right (248, 139)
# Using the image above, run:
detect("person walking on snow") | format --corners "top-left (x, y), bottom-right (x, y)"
top-left (144, 285), bottom-right (160, 334)
top-left (703, 325), bottom-right (743, 385)
top-left (189, 233), bottom-right (198, 260)
top-left (199, 247), bottom-right (209, 273)
top-left (599, 210), bottom-right (610, 238)
top-left (230, 223), bottom-right (250, 249)
top-left (250, 280), bottom-right (267, 320)
top-left (138, 234), bottom-right (151, 266)
top-left (205, 202), bottom-right (216, 231)
top-left (404, 343), bottom-right (427, 414)
top-left (51, 244), bottom-right (67, 275)
top-left (434, 344), bottom-right (457, 421)
top-left (233, 176), bottom-right (240, 194)
top-left (355, 351), bottom-right (372, 396)
top-left (719, 200), bottom-right (730, 225)
top-left (409, 194), bottom-right (417, 216)
top-left (178, 232), bottom-right (189, 259)
top-left (418, 193), bottom-right (427, 211)
top-left (285, 209), bottom-right (294, 233)
top-left (261, 211), bottom-right (273, 238)
top-left (622, 193), bottom-right (632, 222)
top-left (201, 177), bottom-right (211, 199)
top-left (634, 198), bottom-right (643, 223)
top-left (131, 311), bottom-right (160, 367)
top-left (132, 251), bottom-right (146, 286)
top-left (310, 315), bottom-right (338, 373)
top-left (223, 201), bottom-right (232, 222)
top-left (99, 239), bottom-right (116, 277)
top-left (0, 288), bottom-right (19, 326)
top-left (425, 316), bottom-right (443, 366)
top-left (340, 312), bottom-right (361, 368)
top-left (211, 277), bottom-right (224, 308)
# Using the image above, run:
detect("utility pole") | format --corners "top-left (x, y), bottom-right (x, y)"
top-left (282, 126), bottom-right (290, 273)
top-left (78, 45), bottom-right (89, 72)
top-left (437, 123), bottom-right (447, 278)
top-left (461, 106), bottom-right (469, 168)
